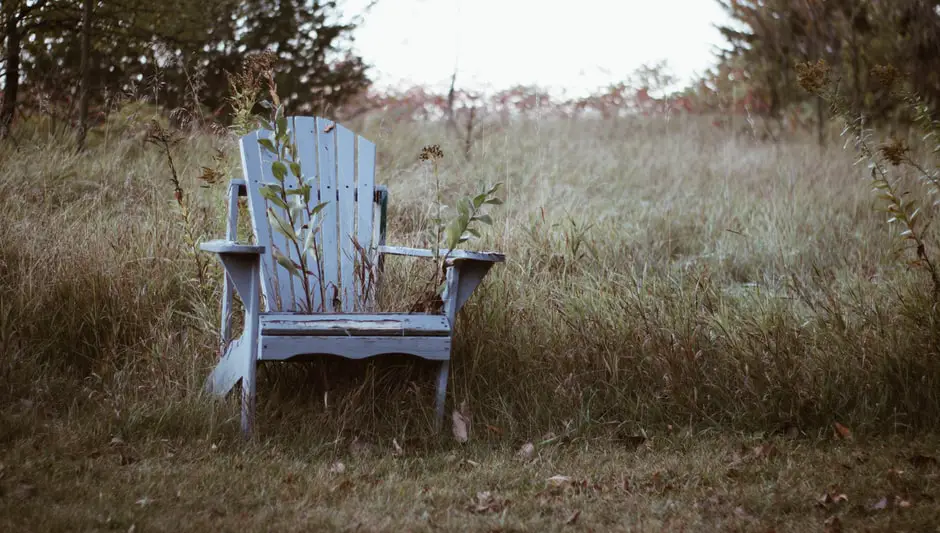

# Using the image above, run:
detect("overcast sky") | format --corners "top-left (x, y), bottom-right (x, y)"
top-left (347, 0), bottom-right (731, 97)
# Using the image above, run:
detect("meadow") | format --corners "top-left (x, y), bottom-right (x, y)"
top-left (1, 111), bottom-right (938, 531)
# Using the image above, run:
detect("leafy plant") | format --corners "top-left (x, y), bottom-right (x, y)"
top-left (146, 121), bottom-right (210, 286)
top-left (797, 60), bottom-right (940, 299)
top-left (415, 144), bottom-right (502, 305)
top-left (255, 97), bottom-right (331, 312)
top-left (226, 52), bottom-right (278, 137)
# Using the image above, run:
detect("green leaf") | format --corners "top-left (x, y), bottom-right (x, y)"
top-left (310, 201), bottom-right (330, 219)
top-left (259, 184), bottom-right (289, 210)
top-left (258, 138), bottom-right (276, 154)
top-left (457, 199), bottom-right (470, 219)
top-left (289, 195), bottom-right (305, 222)
top-left (472, 193), bottom-right (486, 209)
top-left (484, 197), bottom-right (503, 205)
top-left (486, 183), bottom-right (503, 195)
top-left (464, 228), bottom-right (481, 238)
top-left (474, 214), bottom-right (493, 225)
top-left (274, 250), bottom-right (300, 278)
top-left (272, 161), bottom-right (288, 182)
top-left (303, 226), bottom-right (319, 255)
top-left (268, 210), bottom-right (297, 241)
top-left (259, 100), bottom-right (273, 110)
top-left (289, 162), bottom-right (302, 179)
top-left (276, 116), bottom-right (288, 139)
top-left (445, 220), bottom-right (462, 249)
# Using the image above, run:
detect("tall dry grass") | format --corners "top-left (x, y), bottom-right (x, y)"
top-left (1, 112), bottom-right (938, 450)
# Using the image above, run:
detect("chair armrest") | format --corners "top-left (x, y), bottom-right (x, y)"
top-left (200, 239), bottom-right (266, 255)
top-left (377, 245), bottom-right (504, 263)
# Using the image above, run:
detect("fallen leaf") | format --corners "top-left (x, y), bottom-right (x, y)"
top-left (565, 509), bottom-right (581, 525)
top-left (330, 479), bottom-right (354, 493)
top-left (817, 492), bottom-right (848, 508)
top-left (833, 422), bottom-right (852, 440)
top-left (517, 442), bottom-right (535, 460)
top-left (485, 424), bottom-right (503, 435)
top-left (547, 475), bottom-right (573, 487)
top-left (469, 491), bottom-right (506, 514)
top-left (329, 461), bottom-right (346, 474)
top-left (135, 496), bottom-right (154, 507)
top-left (751, 443), bottom-right (777, 459)
top-left (872, 496), bottom-right (888, 510)
top-left (896, 496), bottom-right (912, 509)
top-left (452, 405), bottom-right (470, 444)
top-left (734, 506), bottom-right (756, 521)
top-left (621, 478), bottom-right (632, 492)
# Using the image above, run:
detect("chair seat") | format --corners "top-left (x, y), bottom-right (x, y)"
top-left (260, 313), bottom-right (451, 337)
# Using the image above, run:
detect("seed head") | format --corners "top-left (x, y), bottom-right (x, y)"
top-left (870, 65), bottom-right (899, 90)
top-left (796, 59), bottom-right (831, 94)
top-left (879, 138), bottom-right (909, 166)
top-left (419, 144), bottom-right (444, 162)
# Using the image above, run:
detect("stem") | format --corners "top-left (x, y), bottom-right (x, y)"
top-left (853, 126), bottom-right (940, 298)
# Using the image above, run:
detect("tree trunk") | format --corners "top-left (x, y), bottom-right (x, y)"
top-left (815, 95), bottom-right (826, 147)
top-left (76, 0), bottom-right (93, 151)
top-left (0, 5), bottom-right (21, 140)
top-left (445, 69), bottom-right (457, 134)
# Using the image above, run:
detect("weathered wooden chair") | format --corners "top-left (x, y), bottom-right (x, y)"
top-left (200, 116), bottom-right (504, 435)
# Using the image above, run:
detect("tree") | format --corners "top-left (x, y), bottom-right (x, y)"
top-left (713, 0), bottom-right (940, 135)
top-left (76, 0), bottom-right (92, 150)
top-left (230, 0), bottom-right (369, 116)
top-left (0, 0), bottom-right (73, 138)
top-left (1, 0), bottom-right (371, 140)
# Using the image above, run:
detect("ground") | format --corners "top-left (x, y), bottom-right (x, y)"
top-left (2, 406), bottom-right (939, 531)
top-left (2, 114), bottom-right (939, 531)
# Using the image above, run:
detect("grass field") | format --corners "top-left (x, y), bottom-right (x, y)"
top-left (1, 112), bottom-right (939, 530)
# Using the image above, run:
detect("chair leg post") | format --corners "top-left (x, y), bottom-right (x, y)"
top-left (437, 266), bottom-right (460, 434)
top-left (435, 360), bottom-right (450, 432)
top-left (241, 262), bottom-right (261, 438)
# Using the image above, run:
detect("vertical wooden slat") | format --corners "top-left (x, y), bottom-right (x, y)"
top-left (280, 119), bottom-right (308, 310)
top-left (316, 116), bottom-right (340, 312)
top-left (335, 124), bottom-right (357, 312)
top-left (356, 136), bottom-right (376, 309)
top-left (256, 129), bottom-right (300, 311)
top-left (293, 116), bottom-right (323, 313)
top-left (220, 180), bottom-right (240, 345)
top-left (240, 131), bottom-right (278, 311)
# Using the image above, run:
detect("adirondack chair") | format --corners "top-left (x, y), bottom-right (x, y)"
top-left (200, 116), bottom-right (504, 435)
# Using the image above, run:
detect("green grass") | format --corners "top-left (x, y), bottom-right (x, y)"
top-left (1, 112), bottom-right (939, 530)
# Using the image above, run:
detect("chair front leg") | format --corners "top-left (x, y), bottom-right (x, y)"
top-left (220, 181), bottom-right (241, 348)
top-left (435, 266), bottom-right (461, 432)
top-left (240, 260), bottom-right (261, 438)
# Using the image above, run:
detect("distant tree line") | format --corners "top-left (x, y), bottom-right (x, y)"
top-left (713, 0), bottom-right (940, 143)
top-left (0, 0), bottom-right (370, 144)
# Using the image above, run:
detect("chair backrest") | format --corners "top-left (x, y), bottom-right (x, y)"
top-left (239, 116), bottom-right (386, 313)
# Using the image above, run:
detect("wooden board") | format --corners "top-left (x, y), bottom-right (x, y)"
top-left (260, 313), bottom-right (451, 337)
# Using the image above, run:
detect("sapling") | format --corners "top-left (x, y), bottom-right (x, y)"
top-left (415, 144), bottom-right (502, 309)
